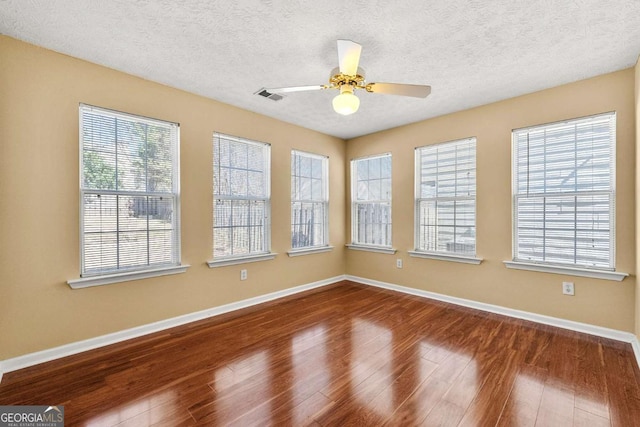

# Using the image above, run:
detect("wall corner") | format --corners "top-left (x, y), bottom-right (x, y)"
top-left (634, 55), bottom-right (640, 341)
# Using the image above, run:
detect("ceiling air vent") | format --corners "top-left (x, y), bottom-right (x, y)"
top-left (255, 88), bottom-right (284, 101)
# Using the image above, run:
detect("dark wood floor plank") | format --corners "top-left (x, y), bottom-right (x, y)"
top-left (0, 280), bottom-right (638, 427)
top-left (314, 330), bottom-right (421, 425)
top-left (602, 341), bottom-right (640, 427)
top-left (458, 348), bottom-right (522, 426)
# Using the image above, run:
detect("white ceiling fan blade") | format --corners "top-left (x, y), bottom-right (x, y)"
top-left (367, 82), bottom-right (431, 98)
top-left (265, 85), bottom-right (325, 93)
top-left (337, 39), bottom-right (362, 76)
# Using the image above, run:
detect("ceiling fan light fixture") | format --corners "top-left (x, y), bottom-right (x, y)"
top-left (332, 85), bottom-right (360, 115)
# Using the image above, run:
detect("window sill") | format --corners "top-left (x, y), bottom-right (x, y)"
top-left (408, 251), bottom-right (483, 265)
top-left (345, 244), bottom-right (397, 255)
top-left (503, 260), bottom-right (628, 282)
top-left (287, 246), bottom-right (334, 257)
top-left (207, 253), bottom-right (277, 268)
top-left (67, 264), bottom-right (190, 289)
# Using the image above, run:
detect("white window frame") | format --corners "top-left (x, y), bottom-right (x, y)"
top-left (208, 133), bottom-right (275, 267)
top-left (288, 150), bottom-right (332, 257)
top-left (347, 153), bottom-right (395, 254)
top-left (68, 104), bottom-right (187, 289)
top-left (410, 137), bottom-right (482, 265)
top-left (505, 112), bottom-right (627, 281)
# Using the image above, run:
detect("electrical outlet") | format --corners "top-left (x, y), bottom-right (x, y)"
top-left (562, 281), bottom-right (574, 296)
top-left (240, 269), bottom-right (247, 281)
top-left (396, 259), bottom-right (403, 269)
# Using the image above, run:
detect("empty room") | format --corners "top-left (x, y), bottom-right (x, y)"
top-left (1, 1), bottom-right (640, 426)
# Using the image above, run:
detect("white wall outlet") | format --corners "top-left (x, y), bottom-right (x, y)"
top-left (562, 281), bottom-right (574, 296)
top-left (240, 269), bottom-right (247, 281)
top-left (396, 259), bottom-right (403, 269)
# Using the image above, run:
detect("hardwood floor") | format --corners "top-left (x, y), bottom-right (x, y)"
top-left (1, 281), bottom-right (640, 426)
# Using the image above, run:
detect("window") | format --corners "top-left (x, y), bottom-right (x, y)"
top-left (211, 133), bottom-right (272, 264)
top-left (290, 150), bottom-right (329, 251)
top-left (512, 112), bottom-right (616, 270)
top-left (78, 104), bottom-right (181, 279)
top-left (350, 154), bottom-right (392, 248)
top-left (414, 138), bottom-right (477, 258)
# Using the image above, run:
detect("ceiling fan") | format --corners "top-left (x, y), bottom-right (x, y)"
top-left (260, 39), bottom-right (431, 116)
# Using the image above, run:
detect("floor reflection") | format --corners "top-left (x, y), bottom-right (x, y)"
top-left (291, 324), bottom-right (329, 425)
top-left (414, 340), bottom-right (478, 425)
top-left (212, 350), bottom-right (271, 425)
top-left (85, 390), bottom-right (177, 426)
top-left (501, 370), bottom-right (546, 424)
top-left (351, 318), bottom-right (393, 416)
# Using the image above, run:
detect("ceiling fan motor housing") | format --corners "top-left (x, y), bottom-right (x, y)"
top-left (329, 67), bottom-right (366, 91)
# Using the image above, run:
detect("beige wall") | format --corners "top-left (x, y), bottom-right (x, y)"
top-left (0, 36), bottom-right (346, 360)
top-left (636, 57), bottom-right (640, 340)
top-left (1, 35), bottom-right (637, 362)
top-left (346, 69), bottom-right (636, 332)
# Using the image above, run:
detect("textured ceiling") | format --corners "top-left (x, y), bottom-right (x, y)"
top-left (1, 1), bottom-right (639, 139)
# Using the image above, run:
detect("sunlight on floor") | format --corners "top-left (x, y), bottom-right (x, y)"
top-left (351, 318), bottom-right (393, 416)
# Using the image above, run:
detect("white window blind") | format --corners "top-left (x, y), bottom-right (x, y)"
top-left (213, 133), bottom-right (271, 258)
top-left (512, 112), bottom-right (616, 269)
top-left (80, 104), bottom-right (180, 276)
top-left (291, 150), bottom-right (329, 249)
top-left (351, 154), bottom-right (392, 247)
top-left (415, 138), bottom-right (476, 256)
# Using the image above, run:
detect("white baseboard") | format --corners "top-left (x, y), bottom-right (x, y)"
top-left (0, 275), bottom-right (346, 381)
top-left (632, 338), bottom-right (640, 372)
top-left (2, 274), bottom-right (639, 383)
top-left (346, 275), bottom-right (640, 370)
